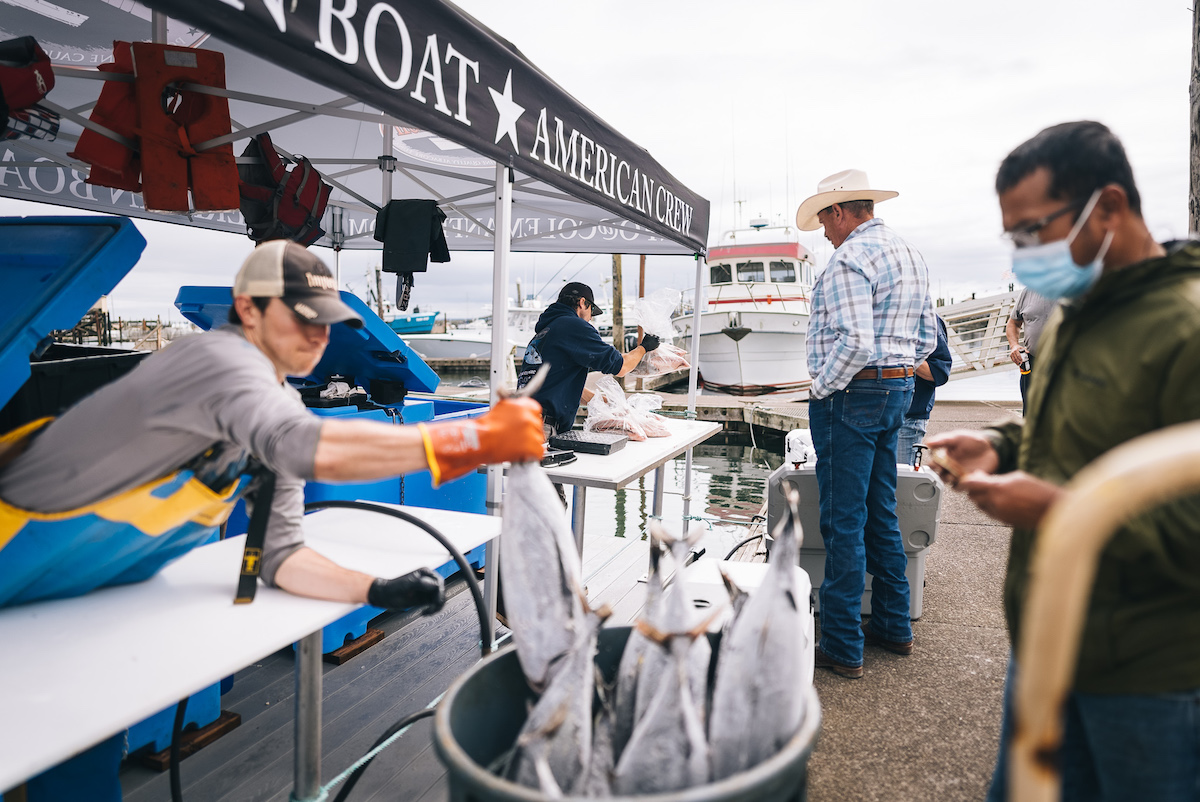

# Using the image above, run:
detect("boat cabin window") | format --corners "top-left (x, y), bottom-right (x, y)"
top-left (736, 261), bottom-right (765, 282)
top-left (710, 263), bottom-right (732, 284)
top-left (770, 261), bottom-right (796, 283)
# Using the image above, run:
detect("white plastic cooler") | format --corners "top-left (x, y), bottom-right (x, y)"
top-left (766, 462), bottom-right (943, 619)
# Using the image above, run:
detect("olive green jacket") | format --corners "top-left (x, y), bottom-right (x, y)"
top-left (987, 241), bottom-right (1200, 694)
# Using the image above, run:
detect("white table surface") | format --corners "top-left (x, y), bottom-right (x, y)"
top-left (542, 417), bottom-right (722, 490)
top-left (0, 505), bottom-right (499, 792)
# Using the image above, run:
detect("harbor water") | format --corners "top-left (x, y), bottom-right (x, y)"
top-left (433, 366), bottom-right (786, 559)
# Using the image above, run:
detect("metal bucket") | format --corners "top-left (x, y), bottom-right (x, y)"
top-left (433, 626), bottom-right (821, 801)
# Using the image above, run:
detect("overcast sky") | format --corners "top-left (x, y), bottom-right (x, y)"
top-left (1, 0), bottom-right (1192, 322)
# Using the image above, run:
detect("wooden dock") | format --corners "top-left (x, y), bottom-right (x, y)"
top-left (118, 520), bottom-right (763, 801)
top-left (114, 400), bottom-right (1017, 802)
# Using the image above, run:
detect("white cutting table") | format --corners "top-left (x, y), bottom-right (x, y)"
top-left (542, 416), bottom-right (721, 553)
top-left (0, 505), bottom-right (500, 799)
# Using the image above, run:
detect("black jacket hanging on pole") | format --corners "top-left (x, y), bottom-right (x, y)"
top-left (374, 199), bottom-right (451, 274)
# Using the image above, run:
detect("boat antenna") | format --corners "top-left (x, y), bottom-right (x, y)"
top-left (732, 105), bottom-right (739, 231)
top-left (784, 94), bottom-right (793, 218)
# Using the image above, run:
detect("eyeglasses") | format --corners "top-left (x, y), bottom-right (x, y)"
top-left (1002, 199), bottom-right (1086, 249)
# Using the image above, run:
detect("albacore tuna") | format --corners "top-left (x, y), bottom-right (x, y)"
top-left (708, 481), bottom-right (810, 780)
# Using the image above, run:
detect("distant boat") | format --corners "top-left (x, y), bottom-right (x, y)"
top-left (402, 300), bottom-right (544, 360)
top-left (386, 311), bottom-right (441, 335)
top-left (674, 221), bottom-right (815, 395)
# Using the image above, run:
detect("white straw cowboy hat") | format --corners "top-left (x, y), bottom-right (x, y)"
top-left (794, 169), bottom-right (899, 231)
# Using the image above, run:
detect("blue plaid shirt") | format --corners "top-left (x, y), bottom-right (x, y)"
top-left (807, 218), bottom-right (936, 399)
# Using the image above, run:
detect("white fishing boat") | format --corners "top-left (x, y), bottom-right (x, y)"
top-left (674, 221), bottom-right (816, 395)
top-left (403, 300), bottom-right (544, 360)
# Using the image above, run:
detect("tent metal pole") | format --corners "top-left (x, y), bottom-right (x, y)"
top-left (151, 11), bottom-right (167, 44)
top-left (686, 253), bottom-right (703, 414)
top-left (331, 205), bottom-right (344, 286)
top-left (381, 124), bottom-right (394, 204)
top-left (483, 162), bottom-right (513, 652)
top-left (680, 253), bottom-right (704, 536)
top-left (293, 631), bottom-right (322, 800)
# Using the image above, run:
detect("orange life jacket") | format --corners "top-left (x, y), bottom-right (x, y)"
top-left (72, 42), bottom-right (239, 211)
top-left (130, 42), bottom-right (239, 212)
top-left (68, 41), bottom-right (141, 192)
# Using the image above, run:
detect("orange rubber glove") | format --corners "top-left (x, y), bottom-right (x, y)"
top-left (417, 397), bottom-right (545, 486)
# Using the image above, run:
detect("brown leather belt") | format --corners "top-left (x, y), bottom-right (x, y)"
top-left (851, 365), bottom-right (914, 381)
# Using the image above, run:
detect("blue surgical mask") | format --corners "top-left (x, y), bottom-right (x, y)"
top-left (1011, 190), bottom-right (1113, 300)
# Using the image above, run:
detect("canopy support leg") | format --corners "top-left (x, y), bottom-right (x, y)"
top-left (484, 162), bottom-right (514, 651)
top-left (680, 253), bottom-right (704, 537)
top-left (293, 631), bottom-right (322, 800)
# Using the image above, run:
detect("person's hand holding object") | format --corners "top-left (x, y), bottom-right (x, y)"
top-left (955, 471), bottom-right (1064, 530)
top-left (922, 430), bottom-right (1000, 487)
top-left (368, 567), bottom-right (445, 614)
top-left (639, 333), bottom-right (661, 352)
top-left (417, 397), bottom-right (544, 485)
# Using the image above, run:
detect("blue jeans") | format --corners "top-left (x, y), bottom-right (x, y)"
top-left (988, 656), bottom-right (1200, 801)
top-left (895, 416), bottom-right (928, 466)
top-left (809, 376), bottom-right (913, 667)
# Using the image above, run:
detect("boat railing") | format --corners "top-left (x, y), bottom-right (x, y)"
top-left (939, 291), bottom-right (1019, 376)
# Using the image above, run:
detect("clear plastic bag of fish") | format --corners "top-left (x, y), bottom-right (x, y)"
top-left (627, 288), bottom-right (691, 378)
top-left (584, 376), bottom-right (670, 440)
top-left (584, 375), bottom-right (648, 441)
top-left (629, 342), bottom-right (690, 378)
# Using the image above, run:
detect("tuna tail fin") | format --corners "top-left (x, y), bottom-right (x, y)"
top-left (651, 522), bottom-right (705, 570)
top-left (717, 565), bottom-right (747, 606)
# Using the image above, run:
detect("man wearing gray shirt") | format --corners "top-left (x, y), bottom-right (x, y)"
top-left (0, 241), bottom-right (544, 610)
top-left (1005, 287), bottom-right (1057, 413)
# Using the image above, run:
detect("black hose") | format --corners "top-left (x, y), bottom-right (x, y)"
top-left (331, 708), bottom-right (436, 802)
top-left (166, 502), bottom-right (490, 802)
top-left (302, 499), bottom-right (492, 658)
top-left (298, 501), bottom-right (493, 801)
top-left (169, 697), bottom-right (187, 802)
top-left (723, 533), bottom-right (763, 561)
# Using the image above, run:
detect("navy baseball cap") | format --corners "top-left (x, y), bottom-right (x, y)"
top-left (558, 281), bottom-right (603, 316)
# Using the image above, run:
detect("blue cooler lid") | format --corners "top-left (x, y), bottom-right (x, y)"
top-left (0, 216), bottom-right (147, 411)
top-left (174, 285), bottom-right (440, 393)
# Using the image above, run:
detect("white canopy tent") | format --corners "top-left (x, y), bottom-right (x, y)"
top-left (2, 2), bottom-right (716, 794)
top-left (0, 0), bottom-right (713, 690)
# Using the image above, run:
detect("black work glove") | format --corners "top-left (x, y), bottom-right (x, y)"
top-left (639, 333), bottom-right (661, 352)
top-left (367, 567), bottom-right (445, 615)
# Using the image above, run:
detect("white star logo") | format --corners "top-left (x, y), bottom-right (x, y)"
top-left (488, 70), bottom-right (525, 152)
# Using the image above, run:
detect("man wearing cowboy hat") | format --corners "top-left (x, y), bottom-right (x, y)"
top-left (795, 169), bottom-right (937, 679)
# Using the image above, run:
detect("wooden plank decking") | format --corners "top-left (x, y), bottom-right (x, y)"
top-left (119, 523), bottom-right (738, 802)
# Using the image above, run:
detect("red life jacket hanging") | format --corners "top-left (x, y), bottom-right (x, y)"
top-left (68, 41), bottom-right (141, 192)
top-left (238, 132), bottom-right (331, 246)
top-left (130, 42), bottom-right (239, 212)
top-left (0, 36), bottom-right (55, 112)
top-left (0, 36), bottom-right (57, 144)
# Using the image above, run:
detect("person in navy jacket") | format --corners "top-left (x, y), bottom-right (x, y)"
top-left (896, 315), bottom-right (952, 465)
top-left (517, 282), bottom-right (659, 437)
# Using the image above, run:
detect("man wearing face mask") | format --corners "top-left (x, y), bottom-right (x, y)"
top-left (926, 121), bottom-right (1200, 801)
